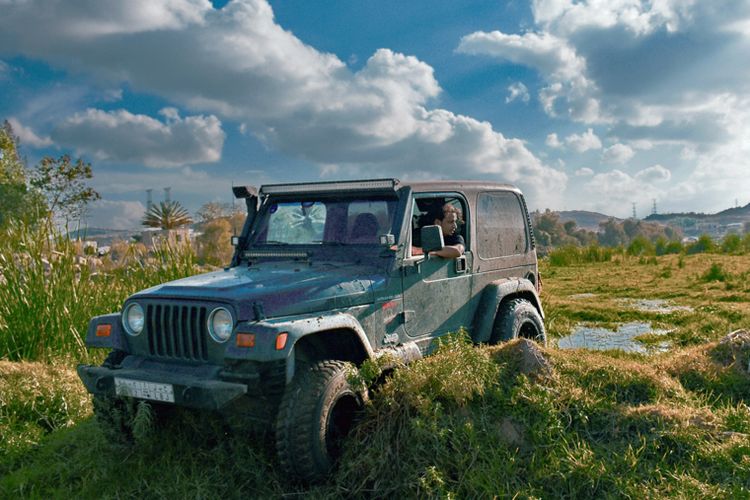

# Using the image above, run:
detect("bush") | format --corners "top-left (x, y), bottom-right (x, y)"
top-left (701, 263), bottom-right (730, 282)
top-left (686, 235), bottom-right (715, 255)
top-left (548, 244), bottom-right (614, 267)
top-left (721, 233), bottom-right (743, 254)
top-left (627, 236), bottom-right (655, 256)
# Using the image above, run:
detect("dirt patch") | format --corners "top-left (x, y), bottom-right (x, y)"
top-left (618, 298), bottom-right (693, 314)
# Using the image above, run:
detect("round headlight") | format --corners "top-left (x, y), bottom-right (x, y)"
top-left (208, 307), bottom-right (233, 343)
top-left (123, 303), bottom-right (144, 336)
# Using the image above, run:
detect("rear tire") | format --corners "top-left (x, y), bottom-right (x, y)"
top-left (275, 360), bottom-right (365, 482)
top-left (490, 298), bottom-right (546, 346)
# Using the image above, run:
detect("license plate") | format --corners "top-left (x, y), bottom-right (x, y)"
top-left (114, 378), bottom-right (175, 403)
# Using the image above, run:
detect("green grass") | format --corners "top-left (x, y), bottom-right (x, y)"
top-left (1, 233), bottom-right (749, 497)
top-left (1, 336), bottom-right (748, 498)
top-left (0, 220), bottom-right (198, 363)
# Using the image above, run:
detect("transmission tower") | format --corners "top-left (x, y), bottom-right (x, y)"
top-left (632, 202), bottom-right (637, 219)
top-left (652, 199), bottom-right (657, 215)
top-left (164, 187), bottom-right (171, 203)
top-left (146, 189), bottom-right (153, 211)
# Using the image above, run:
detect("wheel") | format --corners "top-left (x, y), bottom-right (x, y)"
top-left (275, 360), bottom-right (365, 482)
top-left (490, 298), bottom-right (547, 346)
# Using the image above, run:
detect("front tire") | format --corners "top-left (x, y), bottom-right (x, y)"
top-left (491, 298), bottom-right (546, 345)
top-left (275, 360), bottom-right (365, 482)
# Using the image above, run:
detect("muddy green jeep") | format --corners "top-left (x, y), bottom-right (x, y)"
top-left (78, 178), bottom-right (545, 481)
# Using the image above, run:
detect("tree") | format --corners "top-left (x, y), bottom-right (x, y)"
top-left (29, 154), bottom-right (100, 222)
top-left (196, 218), bottom-right (233, 266)
top-left (0, 121), bottom-right (45, 227)
top-left (142, 200), bottom-right (193, 229)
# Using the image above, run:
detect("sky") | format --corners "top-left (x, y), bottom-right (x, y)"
top-left (1, 0), bottom-right (749, 229)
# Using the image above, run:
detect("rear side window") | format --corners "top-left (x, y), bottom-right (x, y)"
top-left (477, 191), bottom-right (528, 258)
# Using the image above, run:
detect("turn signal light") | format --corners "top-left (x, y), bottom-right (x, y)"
top-left (236, 333), bottom-right (255, 348)
top-left (275, 332), bottom-right (288, 350)
top-left (96, 324), bottom-right (112, 337)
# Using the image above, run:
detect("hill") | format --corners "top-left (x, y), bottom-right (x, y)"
top-left (645, 203), bottom-right (750, 237)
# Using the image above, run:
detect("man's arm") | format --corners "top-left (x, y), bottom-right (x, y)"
top-left (429, 244), bottom-right (464, 259)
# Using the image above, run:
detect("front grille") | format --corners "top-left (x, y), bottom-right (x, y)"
top-left (145, 304), bottom-right (209, 361)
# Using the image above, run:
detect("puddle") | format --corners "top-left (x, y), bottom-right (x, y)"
top-left (557, 322), bottom-right (671, 354)
top-left (618, 298), bottom-right (693, 314)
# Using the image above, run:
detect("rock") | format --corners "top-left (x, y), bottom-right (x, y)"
top-left (499, 417), bottom-right (525, 447)
top-left (715, 330), bottom-right (750, 374)
top-left (513, 338), bottom-right (553, 377)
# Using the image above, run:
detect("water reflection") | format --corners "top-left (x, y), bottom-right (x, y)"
top-left (557, 322), bottom-right (671, 354)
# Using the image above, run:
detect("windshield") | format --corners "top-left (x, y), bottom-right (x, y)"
top-left (249, 196), bottom-right (399, 246)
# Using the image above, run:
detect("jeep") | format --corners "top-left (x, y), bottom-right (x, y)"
top-left (77, 178), bottom-right (545, 481)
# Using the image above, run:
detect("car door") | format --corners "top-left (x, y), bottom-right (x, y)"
top-left (400, 193), bottom-right (472, 343)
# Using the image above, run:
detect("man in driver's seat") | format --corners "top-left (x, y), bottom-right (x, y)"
top-left (412, 204), bottom-right (465, 258)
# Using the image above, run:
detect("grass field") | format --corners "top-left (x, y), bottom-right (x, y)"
top-left (1, 253), bottom-right (749, 498)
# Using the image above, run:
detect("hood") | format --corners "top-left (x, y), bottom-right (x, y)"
top-left (130, 260), bottom-right (385, 320)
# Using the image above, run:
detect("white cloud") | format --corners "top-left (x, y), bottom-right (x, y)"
top-left (51, 108), bottom-right (225, 167)
top-left (635, 164), bottom-right (671, 183)
top-left (584, 168), bottom-right (665, 214)
top-left (0, 0), bottom-right (568, 200)
top-left (7, 117), bottom-right (54, 147)
top-left (506, 82), bottom-right (530, 104)
top-left (601, 143), bottom-right (634, 164)
top-left (564, 128), bottom-right (602, 152)
top-left (456, 28), bottom-right (604, 123)
top-left (84, 199), bottom-right (145, 229)
top-left (575, 167), bottom-right (594, 176)
top-left (457, 30), bottom-right (585, 80)
top-left (545, 132), bottom-right (562, 148)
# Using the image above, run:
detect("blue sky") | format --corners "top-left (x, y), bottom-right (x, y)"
top-left (1, 0), bottom-right (749, 228)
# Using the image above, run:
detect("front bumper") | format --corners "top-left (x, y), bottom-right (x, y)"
top-left (77, 362), bottom-right (248, 411)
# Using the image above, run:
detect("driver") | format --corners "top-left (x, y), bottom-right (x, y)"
top-left (412, 204), bottom-right (465, 258)
top-left (427, 205), bottom-right (465, 258)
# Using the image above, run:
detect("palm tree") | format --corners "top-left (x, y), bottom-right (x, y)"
top-left (142, 200), bottom-right (193, 229)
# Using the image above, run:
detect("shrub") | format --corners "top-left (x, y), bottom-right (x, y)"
top-left (701, 263), bottom-right (729, 282)
top-left (721, 233), bottom-right (743, 255)
top-left (686, 235), bottom-right (715, 255)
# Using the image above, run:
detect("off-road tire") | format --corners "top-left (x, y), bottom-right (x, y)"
top-left (490, 298), bottom-right (546, 345)
top-left (275, 360), bottom-right (365, 482)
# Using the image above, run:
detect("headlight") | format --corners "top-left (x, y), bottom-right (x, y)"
top-left (123, 303), bottom-right (144, 336)
top-left (208, 307), bottom-right (233, 343)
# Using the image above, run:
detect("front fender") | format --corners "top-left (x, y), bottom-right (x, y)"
top-left (84, 313), bottom-right (128, 350)
top-left (224, 309), bottom-right (374, 383)
top-left (471, 278), bottom-right (543, 344)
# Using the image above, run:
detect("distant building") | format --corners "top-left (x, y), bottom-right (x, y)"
top-left (725, 223), bottom-right (743, 235)
top-left (141, 227), bottom-right (192, 248)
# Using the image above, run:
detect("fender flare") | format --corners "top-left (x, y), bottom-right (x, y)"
top-left (471, 278), bottom-right (544, 344)
top-left (235, 312), bottom-right (374, 384)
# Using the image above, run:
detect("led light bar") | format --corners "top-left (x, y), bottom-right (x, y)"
top-left (260, 178), bottom-right (399, 195)
top-left (243, 250), bottom-right (310, 259)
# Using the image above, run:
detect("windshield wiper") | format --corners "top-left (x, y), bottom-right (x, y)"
top-left (259, 240), bottom-right (289, 245)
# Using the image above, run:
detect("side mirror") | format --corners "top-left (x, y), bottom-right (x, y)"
top-left (420, 225), bottom-right (444, 253)
top-left (231, 236), bottom-right (240, 247)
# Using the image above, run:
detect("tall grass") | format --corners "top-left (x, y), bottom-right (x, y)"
top-left (0, 220), bottom-right (198, 363)
top-left (548, 244), bottom-right (616, 266)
